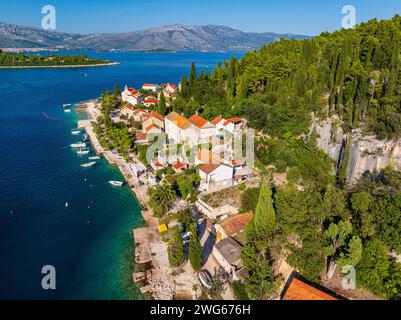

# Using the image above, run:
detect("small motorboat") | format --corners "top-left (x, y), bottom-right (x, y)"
top-left (82, 134), bottom-right (90, 142)
top-left (80, 162), bottom-right (96, 168)
top-left (70, 142), bottom-right (86, 148)
top-left (71, 130), bottom-right (81, 135)
top-left (64, 109), bottom-right (72, 113)
top-left (63, 104), bottom-right (72, 108)
top-left (89, 156), bottom-right (101, 160)
top-left (77, 149), bottom-right (90, 155)
top-left (109, 181), bottom-right (124, 187)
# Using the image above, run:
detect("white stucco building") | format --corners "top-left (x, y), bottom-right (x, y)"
top-left (121, 85), bottom-right (144, 106)
top-left (198, 164), bottom-right (234, 191)
top-left (165, 112), bottom-right (199, 146)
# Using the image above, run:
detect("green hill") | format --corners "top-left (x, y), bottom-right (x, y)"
top-left (175, 15), bottom-right (401, 140)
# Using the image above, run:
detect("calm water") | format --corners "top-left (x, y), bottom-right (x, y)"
top-left (0, 51), bottom-right (242, 299)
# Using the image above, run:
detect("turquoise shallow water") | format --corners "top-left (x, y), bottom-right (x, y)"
top-left (0, 51), bottom-right (242, 299)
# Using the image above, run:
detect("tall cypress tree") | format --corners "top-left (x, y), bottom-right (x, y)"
top-left (158, 92), bottom-right (167, 115)
top-left (188, 225), bottom-right (202, 271)
top-left (180, 74), bottom-right (189, 98)
top-left (189, 62), bottom-right (197, 89)
top-left (252, 176), bottom-right (276, 240)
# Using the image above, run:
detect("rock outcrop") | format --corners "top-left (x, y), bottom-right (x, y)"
top-left (312, 116), bottom-right (401, 185)
top-left (346, 131), bottom-right (401, 184)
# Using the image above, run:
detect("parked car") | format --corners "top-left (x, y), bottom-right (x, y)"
top-left (198, 270), bottom-right (213, 290)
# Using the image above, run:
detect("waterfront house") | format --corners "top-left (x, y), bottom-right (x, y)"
top-left (131, 162), bottom-right (147, 179)
top-left (188, 113), bottom-right (216, 144)
top-left (142, 111), bottom-right (165, 133)
top-left (198, 163), bottom-right (234, 192)
top-left (212, 237), bottom-right (245, 281)
top-left (122, 85), bottom-right (144, 106)
top-left (165, 112), bottom-right (198, 146)
top-left (142, 83), bottom-right (159, 92)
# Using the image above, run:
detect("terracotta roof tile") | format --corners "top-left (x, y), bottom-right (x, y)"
top-left (166, 112), bottom-right (192, 129)
top-left (143, 111), bottom-right (164, 122)
top-left (211, 116), bottom-right (224, 125)
top-left (198, 164), bottom-right (221, 174)
top-left (188, 114), bottom-right (209, 128)
top-left (283, 278), bottom-right (338, 301)
top-left (220, 211), bottom-right (254, 237)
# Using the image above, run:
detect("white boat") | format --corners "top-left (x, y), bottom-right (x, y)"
top-left (70, 142), bottom-right (86, 148)
top-left (64, 109), bottom-right (72, 113)
top-left (80, 162), bottom-right (96, 168)
top-left (63, 103), bottom-right (72, 108)
top-left (77, 149), bottom-right (90, 155)
top-left (89, 156), bottom-right (101, 160)
top-left (71, 130), bottom-right (81, 135)
top-left (109, 181), bottom-right (124, 187)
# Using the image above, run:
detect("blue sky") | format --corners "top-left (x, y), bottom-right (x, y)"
top-left (1, 0), bottom-right (400, 35)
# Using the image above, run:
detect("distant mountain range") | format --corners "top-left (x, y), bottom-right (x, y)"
top-left (0, 22), bottom-right (311, 52)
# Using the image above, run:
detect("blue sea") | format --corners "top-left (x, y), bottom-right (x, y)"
top-left (0, 51), bottom-right (242, 299)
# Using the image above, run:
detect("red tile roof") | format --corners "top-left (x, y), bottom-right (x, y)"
top-left (188, 114), bottom-right (209, 128)
top-left (132, 109), bottom-right (147, 115)
top-left (153, 161), bottom-right (164, 168)
top-left (144, 99), bottom-right (159, 104)
top-left (172, 162), bottom-right (187, 170)
top-left (120, 104), bottom-right (134, 111)
top-left (198, 164), bottom-right (221, 174)
top-left (211, 116), bottom-right (224, 125)
top-left (220, 211), bottom-right (254, 237)
top-left (166, 112), bottom-right (192, 129)
top-left (143, 111), bottom-right (164, 123)
top-left (283, 278), bottom-right (338, 301)
top-left (136, 132), bottom-right (148, 141)
top-left (227, 118), bottom-right (242, 124)
top-left (146, 124), bottom-right (162, 132)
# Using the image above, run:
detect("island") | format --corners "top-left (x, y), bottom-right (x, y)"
top-left (0, 50), bottom-right (118, 68)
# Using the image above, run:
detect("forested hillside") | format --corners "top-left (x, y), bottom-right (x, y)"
top-left (175, 15), bottom-right (401, 140)
top-left (174, 16), bottom-right (401, 300)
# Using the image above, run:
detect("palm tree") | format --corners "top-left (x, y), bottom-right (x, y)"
top-left (153, 184), bottom-right (177, 210)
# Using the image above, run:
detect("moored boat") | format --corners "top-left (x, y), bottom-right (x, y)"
top-left (109, 181), bottom-right (124, 187)
top-left (71, 130), bottom-right (81, 135)
top-left (64, 109), bottom-right (72, 113)
top-left (80, 162), bottom-right (96, 168)
top-left (63, 103), bottom-right (72, 108)
top-left (82, 133), bottom-right (90, 141)
top-left (77, 149), bottom-right (90, 155)
top-left (89, 156), bottom-right (101, 160)
top-left (70, 142), bottom-right (86, 148)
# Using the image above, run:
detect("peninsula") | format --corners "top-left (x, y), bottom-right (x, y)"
top-left (0, 50), bottom-right (117, 68)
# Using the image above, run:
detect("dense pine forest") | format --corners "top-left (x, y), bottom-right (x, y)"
top-left (174, 16), bottom-right (401, 300)
top-left (0, 50), bottom-right (112, 66)
top-left (175, 15), bottom-right (401, 140)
